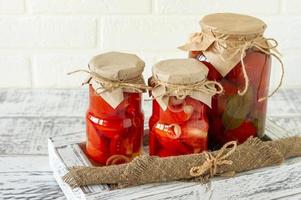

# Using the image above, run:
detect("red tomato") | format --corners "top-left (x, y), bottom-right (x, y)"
top-left (181, 120), bottom-right (208, 152)
top-left (88, 115), bottom-right (131, 139)
top-left (109, 136), bottom-right (126, 155)
top-left (86, 121), bottom-right (110, 149)
top-left (86, 120), bottom-right (102, 146)
top-left (243, 51), bottom-right (271, 87)
top-left (131, 126), bottom-right (144, 152)
top-left (86, 142), bottom-right (109, 165)
top-left (225, 65), bottom-right (244, 87)
top-left (202, 61), bottom-right (223, 81)
top-left (149, 131), bottom-right (157, 156)
top-left (153, 123), bottom-right (182, 140)
top-left (221, 79), bottom-right (238, 96)
top-left (152, 123), bottom-right (191, 156)
top-left (157, 149), bottom-right (173, 157)
top-left (211, 80), bottom-right (238, 116)
top-left (89, 86), bottom-right (130, 116)
top-left (125, 93), bottom-right (142, 118)
top-left (160, 103), bottom-right (194, 124)
top-left (185, 97), bottom-right (207, 116)
top-left (181, 120), bottom-right (209, 138)
top-left (225, 52), bottom-right (270, 93)
top-left (149, 100), bottom-right (160, 131)
top-left (225, 121), bottom-right (257, 144)
top-left (106, 154), bottom-right (130, 165)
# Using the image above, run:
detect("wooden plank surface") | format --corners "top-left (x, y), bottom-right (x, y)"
top-left (0, 89), bottom-right (87, 117)
top-left (0, 156), bottom-right (65, 199)
top-left (0, 88), bottom-right (301, 200)
top-left (0, 117), bottom-right (85, 155)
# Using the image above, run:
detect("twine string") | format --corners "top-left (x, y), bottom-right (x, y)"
top-left (238, 38), bottom-right (284, 102)
top-left (151, 77), bottom-right (224, 100)
top-left (190, 141), bottom-right (237, 178)
top-left (68, 69), bottom-right (151, 94)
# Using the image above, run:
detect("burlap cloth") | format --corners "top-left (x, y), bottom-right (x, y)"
top-left (63, 136), bottom-right (301, 189)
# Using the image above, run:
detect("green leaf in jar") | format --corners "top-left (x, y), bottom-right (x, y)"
top-left (222, 88), bottom-right (253, 130)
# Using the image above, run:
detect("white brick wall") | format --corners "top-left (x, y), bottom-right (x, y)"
top-left (0, 17), bottom-right (96, 48)
top-left (0, 0), bottom-right (24, 14)
top-left (0, 0), bottom-right (300, 88)
top-left (0, 56), bottom-right (30, 87)
top-left (29, 0), bottom-right (152, 14)
top-left (154, 0), bottom-right (280, 15)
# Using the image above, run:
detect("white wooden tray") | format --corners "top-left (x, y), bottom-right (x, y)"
top-left (48, 119), bottom-right (298, 200)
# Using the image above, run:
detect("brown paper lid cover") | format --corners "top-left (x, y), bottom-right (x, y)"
top-left (153, 58), bottom-right (208, 84)
top-left (88, 52), bottom-right (145, 109)
top-left (88, 51), bottom-right (145, 81)
top-left (200, 13), bottom-right (266, 35)
top-left (152, 59), bottom-right (216, 110)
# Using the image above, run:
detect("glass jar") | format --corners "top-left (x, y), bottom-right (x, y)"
top-left (180, 13), bottom-right (280, 146)
top-left (149, 96), bottom-right (209, 157)
top-left (149, 59), bottom-right (221, 157)
top-left (84, 52), bottom-right (146, 165)
top-left (192, 50), bottom-right (271, 146)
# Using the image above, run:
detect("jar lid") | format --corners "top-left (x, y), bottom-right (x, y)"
top-left (153, 58), bottom-right (208, 84)
top-left (87, 52), bottom-right (146, 109)
top-left (200, 13), bottom-right (266, 35)
top-left (88, 51), bottom-right (145, 81)
top-left (151, 59), bottom-right (222, 111)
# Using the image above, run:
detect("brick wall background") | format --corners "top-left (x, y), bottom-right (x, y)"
top-left (0, 0), bottom-right (300, 88)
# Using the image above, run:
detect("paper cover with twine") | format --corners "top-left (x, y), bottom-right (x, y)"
top-left (87, 51), bottom-right (146, 109)
top-left (179, 13), bottom-right (284, 99)
top-left (150, 58), bottom-right (223, 111)
top-left (179, 13), bottom-right (268, 76)
top-left (62, 136), bottom-right (301, 189)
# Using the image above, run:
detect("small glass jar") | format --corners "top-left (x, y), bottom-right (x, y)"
top-left (181, 13), bottom-right (278, 146)
top-left (85, 52), bottom-right (146, 165)
top-left (149, 59), bottom-right (220, 157)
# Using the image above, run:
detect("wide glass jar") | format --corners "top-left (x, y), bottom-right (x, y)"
top-left (149, 59), bottom-right (222, 157)
top-left (180, 13), bottom-right (281, 146)
top-left (192, 50), bottom-right (271, 146)
top-left (84, 52), bottom-right (146, 165)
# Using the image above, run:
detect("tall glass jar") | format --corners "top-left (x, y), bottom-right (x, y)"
top-left (149, 59), bottom-right (222, 157)
top-left (180, 13), bottom-right (280, 146)
top-left (85, 52), bottom-right (146, 165)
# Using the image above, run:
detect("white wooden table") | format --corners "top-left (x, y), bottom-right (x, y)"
top-left (1, 88), bottom-right (301, 200)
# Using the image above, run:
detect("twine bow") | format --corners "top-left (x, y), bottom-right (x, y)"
top-left (180, 32), bottom-right (284, 101)
top-left (68, 69), bottom-right (150, 94)
top-left (190, 141), bottom-right (237, 178)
